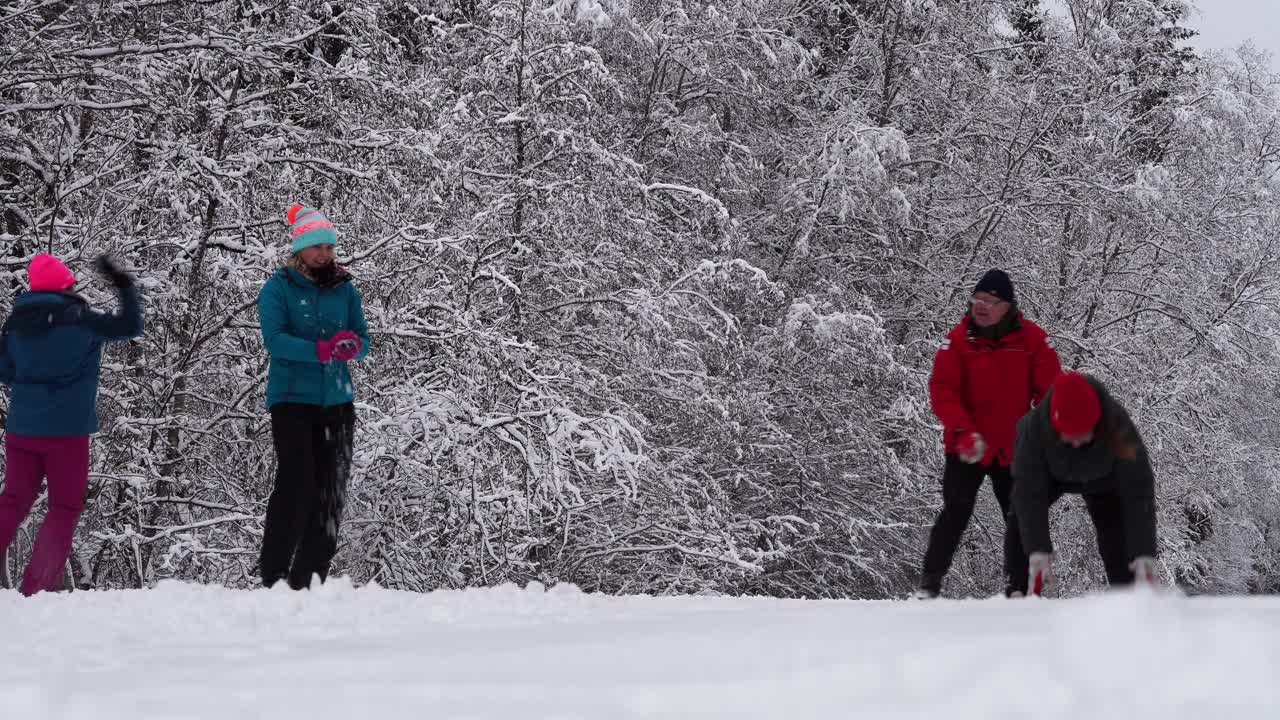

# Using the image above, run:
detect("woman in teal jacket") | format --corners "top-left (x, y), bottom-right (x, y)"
top-left (257, 204), bottom-right (370, 589)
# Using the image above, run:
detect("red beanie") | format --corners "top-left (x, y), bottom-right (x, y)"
top-left (28, 253), bottom-right (76, 292)
top-left (1050, 371), bottom-right (1102, 436)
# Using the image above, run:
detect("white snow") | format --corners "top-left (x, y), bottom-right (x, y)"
top-left (2, 580), bottom-right (1277, 718)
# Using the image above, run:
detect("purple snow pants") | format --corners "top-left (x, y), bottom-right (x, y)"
top-left (0, 433), bottom-right (90, 596)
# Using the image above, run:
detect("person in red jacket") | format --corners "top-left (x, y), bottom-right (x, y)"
top-left (914, 269), bottom-right (1061, 598)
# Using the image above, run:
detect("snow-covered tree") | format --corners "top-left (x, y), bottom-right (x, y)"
top-left (2, 0), bottom-right (1276, 598)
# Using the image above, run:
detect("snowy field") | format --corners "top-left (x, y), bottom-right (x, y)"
top-left (2, 581), bottom-right (1278, 719)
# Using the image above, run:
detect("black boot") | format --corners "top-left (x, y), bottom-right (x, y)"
top-left (913, 573), bottom-right (942, 599)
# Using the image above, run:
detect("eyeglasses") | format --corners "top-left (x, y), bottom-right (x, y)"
top-left (969, 296), bottom-right (1006, 308)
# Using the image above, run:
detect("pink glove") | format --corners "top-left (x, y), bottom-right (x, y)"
top-left (1029, 552), bottom-right (1053, 597)
top-left (315, 331), bottom-right (361, 363)
top-left (315, 336), bottom-right (337, 363)
top-left (955, 431), bottom-right (986, 464)
top-left (331, 330), bottom-right (361, 362)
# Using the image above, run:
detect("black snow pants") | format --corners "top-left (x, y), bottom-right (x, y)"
top-left (259, 402), bottom-right (355, 590)
top-left (1005, 485), bottom-right (1137, 590)
top-left (920, 454), bottom-right (1028, 595)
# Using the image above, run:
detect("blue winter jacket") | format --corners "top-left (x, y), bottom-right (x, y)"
top-left (0, 287), bottom-right (144, 436)
top-left (258, 267), bottom-right (370, 409)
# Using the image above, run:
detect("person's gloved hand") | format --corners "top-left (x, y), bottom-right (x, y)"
top-left (956, 431), bottom-right (986, 464)
top-left (94, 253), bottom-right (134, 289)
top-left (331, 330), bottom-right (361, 362)
top-left (1029, 552), bottom-right (1053, 597)
top-left (315, 336), bottom-right (337, 363)
top-left (1131, 556), bottom-right (1158, 586)
top-left (316, 331), bottom-right (361, 363)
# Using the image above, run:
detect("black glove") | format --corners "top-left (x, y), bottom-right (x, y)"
top-left (94, 253), bottom-right (134, 289)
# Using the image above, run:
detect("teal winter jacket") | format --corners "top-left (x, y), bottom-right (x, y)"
top-left (258, 267), bottom-right (370, 409)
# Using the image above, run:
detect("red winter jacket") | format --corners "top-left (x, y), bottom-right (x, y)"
top-left (928, 312), bottom-right (1061, 466)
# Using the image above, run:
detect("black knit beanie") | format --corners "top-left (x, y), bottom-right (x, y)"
top-left (973, 269), bottom-right (1015, 304)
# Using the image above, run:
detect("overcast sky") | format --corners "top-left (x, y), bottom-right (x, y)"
top-left (1185, 0), bottom-right (1280, 63)
top-left (1040, 1), bottom-right (1278, 65)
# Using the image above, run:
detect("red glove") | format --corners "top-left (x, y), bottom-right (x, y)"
top-left (955, 431), bottom-right (986, 464)
top-left (331, 330), bottom-right (361, 362)
top-left (1029, 552), bottom-right (1053, 597)
top-left (1131, 556), bottom-right (1158, 586)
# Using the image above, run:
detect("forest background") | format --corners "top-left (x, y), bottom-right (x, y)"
top-left (2, 0), bottom-right (1278, 598)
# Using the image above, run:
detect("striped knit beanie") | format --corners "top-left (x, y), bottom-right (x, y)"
top-left (286, 203), bottom-right (337, 253)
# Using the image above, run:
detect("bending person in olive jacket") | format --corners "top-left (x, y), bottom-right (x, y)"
top-left (1010, 371), bottom-right (1158, 596)
top-left (0, 253), bottom-right (143, 596)
top-left (258, 204), bottom-right (370, 590)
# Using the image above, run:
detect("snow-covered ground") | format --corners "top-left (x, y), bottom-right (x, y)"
top-left (2, 581), bottom-right (1277, 719)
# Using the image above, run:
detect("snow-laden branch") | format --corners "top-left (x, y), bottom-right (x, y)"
top-left (642, 182), bottom-right (730, 221)
top-left (91, 514), bottom-right (259, 546)
top-left (0, 99), bottom-right (146, 116)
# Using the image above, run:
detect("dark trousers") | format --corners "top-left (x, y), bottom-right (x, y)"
top-left (920, 455), bottom-right (1026, 594)
top-left (260, 402), bottom-right (355, 590)
top-left (1005, 486), bottom-right (1135, 589)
